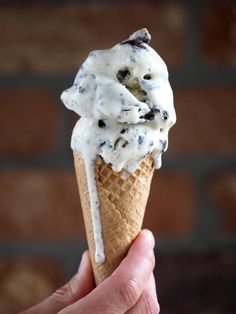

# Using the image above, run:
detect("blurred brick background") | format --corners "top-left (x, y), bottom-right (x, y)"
top-left (0, 0), bottom-right (235, 313)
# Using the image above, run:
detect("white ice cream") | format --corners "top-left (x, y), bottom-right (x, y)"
top-left (61, 29), bottom-right (176, 263)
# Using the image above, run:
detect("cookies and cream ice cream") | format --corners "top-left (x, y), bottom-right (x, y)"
top-left (61, 29), bottom-right (176, 264)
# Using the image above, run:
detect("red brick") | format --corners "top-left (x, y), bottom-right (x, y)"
top-left (169, 86), bottom-right (236, 154)
top-left (144, 171), bottom-right (196, 236)
top-left (202, 2), bottom-right (236, 66)
top-left (0, 3), bottom-right (186, 73)
top-left (0, 169), bottom-right (85, 240)
top-left (208, 170), bottom-right (236, 232)
top-left (0, 258), bottom-right (63, 313)
top-left (0, 89), bottom-right (60, 156)
top-left (0, 167), bottom-right (195, 239)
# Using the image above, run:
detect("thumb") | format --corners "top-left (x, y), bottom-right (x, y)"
top-left (21, 251), bottom-right (95, 314)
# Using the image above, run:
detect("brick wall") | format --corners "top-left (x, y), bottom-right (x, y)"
top-left (0, 1), bottom-right (235, 313)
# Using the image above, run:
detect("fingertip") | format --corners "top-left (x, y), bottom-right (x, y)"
top-left (77, 250), bottom-right (91, 274)
top-left (75, 250), bottom-right (95, 296)
top-left (138, 229), bottom-right (155, 249)
top-left (83, 250), bottom-right (91, 263)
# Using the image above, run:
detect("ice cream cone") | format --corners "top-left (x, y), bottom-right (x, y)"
top-left (73, 152), bottom-right (154, 285)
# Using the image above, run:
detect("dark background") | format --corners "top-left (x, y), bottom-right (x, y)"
top-left (0, 0), bottom-right (235, 313)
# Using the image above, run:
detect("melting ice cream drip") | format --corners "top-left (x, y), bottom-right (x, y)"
top-left (61, 28), bottom-right (176, 264)
top-left (85, 159), bottom-right (105, 263)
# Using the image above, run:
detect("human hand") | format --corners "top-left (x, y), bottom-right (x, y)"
top-left (21, 229), bottom-right (159, 313)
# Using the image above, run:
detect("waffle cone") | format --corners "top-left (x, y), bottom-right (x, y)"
top-left (73, 152), bottom-right (154, 285)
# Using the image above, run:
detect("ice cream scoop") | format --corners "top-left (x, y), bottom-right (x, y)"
top-left (61, 28), bottom-right (176, 278)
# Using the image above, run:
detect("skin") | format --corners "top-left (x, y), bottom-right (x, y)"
top-left (20, 229), bottom-right (160, 314)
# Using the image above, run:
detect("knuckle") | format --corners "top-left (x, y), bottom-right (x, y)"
top-left (140, 293), bottom-right (160, 314)
top-left (52, 281), bottom-right (73, 304)
top-left (115, 277), bottom-right (141, 309)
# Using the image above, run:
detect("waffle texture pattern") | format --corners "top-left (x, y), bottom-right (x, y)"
top-left (74, 152), bottom-right (154, 285)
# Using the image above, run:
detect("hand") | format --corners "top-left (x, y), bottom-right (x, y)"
top-left (21, 229), bottom-right (160, 313)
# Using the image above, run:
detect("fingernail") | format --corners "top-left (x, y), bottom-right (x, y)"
top-left (77, 251), bottom-right (89, 274)
top-left (143, 229), bottom-right (155, 249)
